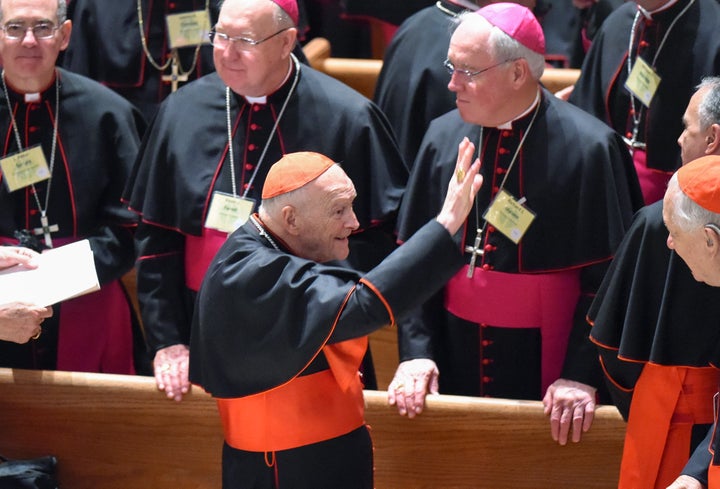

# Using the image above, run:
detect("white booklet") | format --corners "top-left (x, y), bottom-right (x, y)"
top-left (0, 240), bottom-right (100, 307)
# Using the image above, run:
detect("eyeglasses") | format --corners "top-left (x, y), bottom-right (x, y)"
top-left (208, 27), bottom-right (290, 50)
top-left (443, 58), bottom-right (516, 82)
top-left (2, 21), bottom-right (60, 40)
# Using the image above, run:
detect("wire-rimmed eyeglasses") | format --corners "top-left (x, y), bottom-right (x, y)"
top-left (443, 58), bottom-right (516, 82)
top-left (2, 21), bottom-right (60, 40)
top-left (208, 27), bottom-right (291, 50)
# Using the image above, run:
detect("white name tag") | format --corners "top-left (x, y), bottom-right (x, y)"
top-left (205, 192), bottom-right (255, 234)
top-left (625, 57), bottom-right (661, 108)
top-left (166, 10), bottom-right (211, 49)
top-left (483, 190), bottom-right (536, 244)
top-left (0, 145), bottom-right (51, 192)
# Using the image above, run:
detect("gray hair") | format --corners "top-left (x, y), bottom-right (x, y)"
top-left (488, 25), bottom-right (545, 80)
top-left (259, 185), bottom-right (308, 218)
top-left (455, 11), bottom-right (545, 80)
top-left (697, 76), bottom-right (720, 131)
top-left (666, 172), bottom-right (720, 232)
top-left (0, 0), bottom-right (67, 23)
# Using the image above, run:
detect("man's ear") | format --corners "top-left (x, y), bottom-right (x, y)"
top-left (511, 58), bottom-right (529, 86)
top-left (59, 19), bottom-right (72, 51)
top-left (706, 123), bottom-right (720, 154)
top-left (281, 205), bottom-right (300, 235)
top-left (280, 27), bottom-right (297, 59)
top-left (704, 224), bottom-right (720, 256)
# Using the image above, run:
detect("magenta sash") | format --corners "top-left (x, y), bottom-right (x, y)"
top-left (444, 266), bottom-right (580, 393)
top-left (184, 228), bottom-right (228, 291)
top-left (0, 235), bottom-right (135, 373)
top-left (57, 279), bottom-right (134, 373)
top-left (633, 149), bottom-right (673, 205)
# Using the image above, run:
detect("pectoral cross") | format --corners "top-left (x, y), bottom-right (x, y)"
top-left (33, 213), bottom-right (58, 248)
top-left (622, 122), bottom-right (647, 152)
top-left (161, 52), bottom-right (189, 92)
top-left (464, 228), bottom-right (484, 278)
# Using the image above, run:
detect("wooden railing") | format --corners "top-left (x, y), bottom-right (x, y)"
top-left (0, 368), bottom-right (625, 489)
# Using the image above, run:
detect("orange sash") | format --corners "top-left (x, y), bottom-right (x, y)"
top-left (216, 338), bottom-right (367, 452)
top-left (619, 364), bottom-right (718, 489)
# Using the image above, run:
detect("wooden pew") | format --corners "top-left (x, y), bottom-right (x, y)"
top-left (0, 368), bottom-right (625, 489)
top-left (303, 37), bottom-right (581, 99)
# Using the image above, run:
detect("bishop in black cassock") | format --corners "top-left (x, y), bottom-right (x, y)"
top-left (123, 0), bottom-right (407, 400)
top-left (569, 0), bottom-right (720, 204)
top-left (62, 0), bottom-right (219, 122)
top-left (391, 4), bottom-right (642, 408)
top-left (0, 68), bottom-right (146, 373)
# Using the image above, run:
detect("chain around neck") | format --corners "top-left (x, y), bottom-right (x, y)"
top-left (250, 214), bottom-right (280, 250)
top-left (1, 69), bottom-right (60, 218)
top-left (473, 94), bottom-right (542, 237)
top-left (136, 0), bottom-right (208, 74)
top-left (625, 0), bottom-right (695, 143)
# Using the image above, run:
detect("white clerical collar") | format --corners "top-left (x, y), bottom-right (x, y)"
top-left (496, 90), bottom-right (541, 130)
top-left (244, 95), bottom-right (267, 105)
top-left (24, 92), bottom-right (41, 103)
top-left (638, 0), bottom-right (680, 18)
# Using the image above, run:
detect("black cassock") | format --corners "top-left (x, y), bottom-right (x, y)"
top-left (0, 69), bottom-right (146, 372)
top-left (397, 90), bottom-right (643, 400)
top-left (589, 201), bottom-right (720, 401)
top-left (191, 217), bottom-right (462, 489)
top-left (588, 201), bottom-right (720, 487)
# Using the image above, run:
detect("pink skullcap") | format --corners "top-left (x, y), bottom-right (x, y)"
top-left (270, 0), bottom-right (299, 25)
top-left (677, 155), bottom-right (720, 213)
top-left (477, 2), bottom-right (545, 55)
top-left (262, 152), bottom-right (335, 199)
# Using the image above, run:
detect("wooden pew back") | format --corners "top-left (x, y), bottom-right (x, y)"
top-left (0, 368), bottom-right (625, 489)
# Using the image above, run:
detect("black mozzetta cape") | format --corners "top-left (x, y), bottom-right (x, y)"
top-left (123, 66), bottom-right (407, 352)
top-left (396, 90), bottom-right (643, 399)
top-left (62, 0), bottom-right (219, 122)
top-left (373, 1), bottom-right (462, 165)
top-left (569, 0), bottom-right (720, 173)
top-left (588, 201), bottom-right (720, 403)
top-left (190, 219), bottom-right (462, 398)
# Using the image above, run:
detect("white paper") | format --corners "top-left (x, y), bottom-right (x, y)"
top-left (0, 240), bottom-right (100, 307)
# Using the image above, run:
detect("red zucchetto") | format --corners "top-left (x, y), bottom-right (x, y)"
top-left (262, 152), bottom-right (336, 199)
top-left (677, 155), bottom-right (720, 213)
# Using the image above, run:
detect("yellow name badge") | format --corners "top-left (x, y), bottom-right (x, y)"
top-left (0, 145), bottom-right (51, 192)
top-left (624, 57), bottom-right (661, 108)
top-left (483, 190), bottom-right (536, 244)
top-left (205, 192), bottom-right (255, 234)
top-left (166, 10), bottom-right (211, 49)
